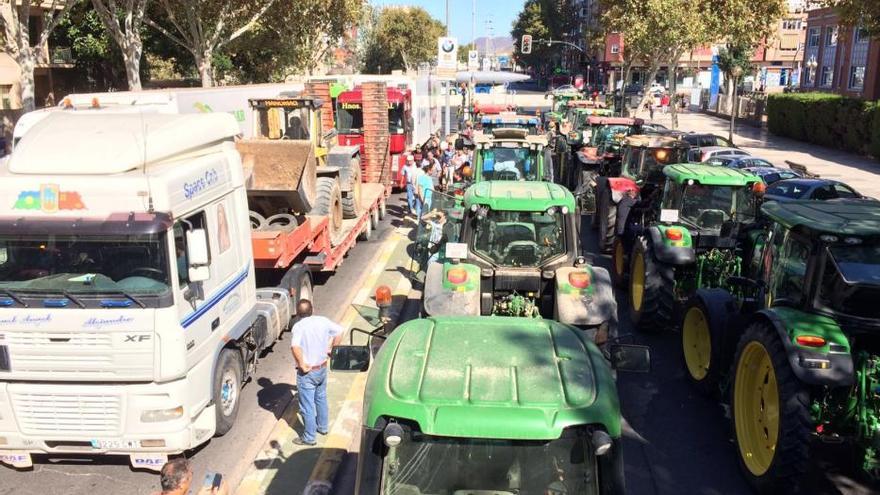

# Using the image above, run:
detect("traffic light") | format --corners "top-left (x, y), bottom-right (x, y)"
top-left (521, 35), bottom-right (532, 55)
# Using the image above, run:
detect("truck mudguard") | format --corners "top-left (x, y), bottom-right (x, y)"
top-left (422, 261), bottom-right (480, 317)
top-left (648, 225), bottom-right (696, 265)
top-left (555, 266), bottom-right (618, 337)
top-left (755, 307), bottom-right (854, 387)
top-left (606, 176), bottom-right (639, 204)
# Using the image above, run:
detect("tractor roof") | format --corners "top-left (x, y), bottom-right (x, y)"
top-left (464, 181), bottom-right (575, 212)
top-left (248, 96), bottom-right (322, 110)
top-left (762, 199), bottom-right (880, 237)
top-left (588, 116), bottom-right (643, 126)
top-left (663, 164), bottom-right (761, 186)
top-left (363, 316), bottom-right (621, 440)
top-left (624, 134), bottom-right (688, 149)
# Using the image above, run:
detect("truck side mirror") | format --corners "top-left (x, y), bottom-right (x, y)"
top-left (186, 228), bottom-right (211, 283)
top-left (330, 345), bottom-right (371, 372)
top-left (609, 344), bottom-right (651, 373)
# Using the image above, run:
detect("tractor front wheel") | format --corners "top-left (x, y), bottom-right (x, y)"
top-left (682, 299), bottom-right (721, 395)
top-left (610, 237), bottom-right (627, 287)
top-left (596, 188), bottom-right (617, 253)
top-left (731, 322), bottom-right (811, 494)
top-left (629, 237), bottom-right (675, 332)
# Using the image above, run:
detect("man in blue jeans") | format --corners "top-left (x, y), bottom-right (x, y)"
top-left (290, 299), bottom-right (343, 446)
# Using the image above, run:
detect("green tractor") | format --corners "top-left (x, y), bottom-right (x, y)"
top-left (330, 315), bottom-right (651, 495)
top-left (679, 199), bottom-right (880, 492)
top-left (616, 164), bottom-right (763, 331)
top-left (471, 128), bottom-right (553, 183)
top-left (420, 181), bottom-right (617, 344)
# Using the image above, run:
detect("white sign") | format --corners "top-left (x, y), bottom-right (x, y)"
top-left (468, 50), bottom-right (479, 70)
top-left (444, 242), bottom-right (468, 260)
top-left (437, 37), bottom-right (458, 70)
top-left (660, 209), bottom-right (680, 223)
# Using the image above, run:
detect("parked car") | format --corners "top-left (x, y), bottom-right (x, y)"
top-left (764, 178), bottom-right (864, 202)
top-left (704, 155), bottom-right (774, 169)
top-left (681, 133), bottom-right (736, 149)
top-left (741, 166), bottom-right (802, 184)
top-left (698, 146), bottom-right (751, 161)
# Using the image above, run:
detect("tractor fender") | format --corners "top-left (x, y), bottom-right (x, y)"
top-left (555, 266), bottom-right (618, 336)
top-left (422, 261), bottom-right (480, 317)
top-left (327, 146), bottom-right (360, 192)
top-left (752, 308), bottom-right (854, 387)
top-left (691, 288), bottom-right (742, 374)
top-left (606, 177), bottom-right (639, 204)
top-left (647, 225), bottom-right (696, 265)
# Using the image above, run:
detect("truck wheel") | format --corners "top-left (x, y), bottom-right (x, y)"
top-left (313, 177), bottom-right (343, 242)
top-left (341, 157), bottom-right (363, 219)
top-left (629, 237), bottom-right (674, 332)
top-left (379, 199), bottom-right (387, 220)
top-left (358, 214), bottom-right (372, 241)
top-left (265, 213), bottom-right (298, 230)
top-left (596, 190), bottom-right (617, 253)
top-left (682, 300), bottom-right (720, 395)
top-left (213, 349), bottom-right (243, 436)
top-left (249, 211), bottom-right (267, 231)
top-left (610, 237), bottom-right (627, 287)
top-left (370, 206), bottom-right (379, 229)
top-left (731, 322), bottom-right (810, 494)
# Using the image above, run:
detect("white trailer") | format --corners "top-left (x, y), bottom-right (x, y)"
top-left (0, 112), bottom-right (288, 471)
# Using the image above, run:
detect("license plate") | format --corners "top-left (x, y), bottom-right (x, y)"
top-left (91, 439), bottom-right (141, 450)
top-left (0, 451), bottom-right (32, 469)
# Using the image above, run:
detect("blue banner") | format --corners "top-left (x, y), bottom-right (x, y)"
top-left (709, 55), bottom-right (720, 108)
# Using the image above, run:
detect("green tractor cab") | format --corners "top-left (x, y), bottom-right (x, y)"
top-left (594, 134), bottom-right (696, 252)
top-left (565, 104), bottom-right (616, 148)
top-left (615, 164), bottom-right (762, 331)
top-left (678, 199), bottom-right (880, 492)
top-left (419, 181), bottom-right (617, 343)
top-left (332, 315), bottom-right (651, 495)
top-left (471, 129), bottom-right (552, 183)
top-left (571, 117), bottom-right (645, 213)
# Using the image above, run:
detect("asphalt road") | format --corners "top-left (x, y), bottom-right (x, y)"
top-left (0, 205), bottom-right (401, 495)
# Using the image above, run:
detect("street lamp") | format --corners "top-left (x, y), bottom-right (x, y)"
top-left (729, 65), bottom-right (744, 144)
top-left (806, 56), bottom-right (818, 86)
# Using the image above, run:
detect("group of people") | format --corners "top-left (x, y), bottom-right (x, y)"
top-left (401, 129), bottom-right (476, 218)
top-left (643, 92), bottom-right (672, 119)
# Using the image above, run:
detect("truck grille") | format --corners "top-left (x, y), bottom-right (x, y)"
top-left (10, 390), bottom-right (122, 436)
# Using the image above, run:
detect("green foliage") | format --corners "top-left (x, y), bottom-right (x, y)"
top-left (50, 3), bottom-right (129, 90)
top-left (767, 93), bottom-right (880, 159)
top-left (825, 0), bottom-right (880, 36)
top-left (511, 0), bottom-right (576, 75)
top-left (716, 44), bottom-right (753, 79)
top-left (362, 6), bottom-right (445, 73)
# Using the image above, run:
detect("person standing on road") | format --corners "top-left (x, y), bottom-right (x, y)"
top-left (417, 163), bottom-right (435, 215)
top-left (402, 154), bottom-right (418, 215)
top-left (290, 299), bottom-right (344, 446)
top-left (645, 93), bottom-right (655, 120)
top-left (660, 93), bottom-right (670, 114)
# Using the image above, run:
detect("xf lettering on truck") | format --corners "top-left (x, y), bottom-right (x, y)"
top-left (124, 335), bottom-right (151, 343)
top-left (183, 168), bottom-right (220, 200)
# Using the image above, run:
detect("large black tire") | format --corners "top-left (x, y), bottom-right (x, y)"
top-left (730, 322), bottom-right (811, 494)
top-left (610, 236), bottom-right (627, 287)
top-left (358, 213), bottom-right (372, 241)
top-left (681, 296), bottom-right (725, 396)
top-left (596, 189), bottom-right (617, 253)
top-left (213, 349), bottom-right (243, 436)
top-left (341, 157), bottom-right (362, 219)
top-left (312, 177), bottom-right (343, 242)
top-left (628, 237), bottom-right (675, 332)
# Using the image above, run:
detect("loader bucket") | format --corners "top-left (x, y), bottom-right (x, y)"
top-left (237, 139), bottom-right (318, 214)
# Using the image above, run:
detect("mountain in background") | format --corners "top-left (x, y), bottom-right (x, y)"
top-left (472, 36), bottom-right (514, 55)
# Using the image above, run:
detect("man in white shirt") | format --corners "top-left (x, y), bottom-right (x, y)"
top-left (290, 299), bottom-right (343, 445)
top-left (401, 154), bottom-right (418, 215)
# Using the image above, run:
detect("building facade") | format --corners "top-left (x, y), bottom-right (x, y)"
top-left (801, 7), bottom-right (880, 100)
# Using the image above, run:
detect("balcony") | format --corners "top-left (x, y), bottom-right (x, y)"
top-left (35, 47), bottom-right (75, 68)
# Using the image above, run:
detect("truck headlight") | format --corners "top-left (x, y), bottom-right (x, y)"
top-left (141, 406), bottom-right (184, 423)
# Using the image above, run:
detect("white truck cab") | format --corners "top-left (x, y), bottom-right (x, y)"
top-left (0, 112), bottom-right (266, 470)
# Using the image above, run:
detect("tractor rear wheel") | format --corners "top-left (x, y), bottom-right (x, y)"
top-left (629, 237), bottom-right (675, 332)
top-left (341, 157), bottom-right (363, 219)
top-left (596, 188), bottom-right (617, 253)
top-left (313, 177), bottom-right (344, 243)
top-left (610, 237), bottom-right (627, 287)
top-left (731, 322), bottom-right (810, 494)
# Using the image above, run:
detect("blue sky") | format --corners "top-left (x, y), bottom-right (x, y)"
top-left (370, 0), bottom-right (525, 44)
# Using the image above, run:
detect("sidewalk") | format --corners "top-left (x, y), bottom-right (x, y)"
top-left (646, 111), bottom-right (880, 198)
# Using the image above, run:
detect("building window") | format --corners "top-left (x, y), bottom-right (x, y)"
top-left (820, 66), bottom-right (833, 87)
top-left (610, 44), bottom-right (619, 54)
top-left (855, 27), bottom-right (869, 44)
top-left (782, 19), bottom-right (802, 30)
top-left (0, 85), bottom-right (11, 109)
top-left (807, 27), bottom-right (820, 47)
top-left (849, 66), bottom-right (865, 90)
top-left (824, 26), bottom-right (838, 46)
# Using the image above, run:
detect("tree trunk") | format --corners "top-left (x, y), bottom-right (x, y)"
top-left (196, 50), bottom-right (215, 87)
top-left (19, 54), bottom-right (36, 112)
top-left (728, 75), bottom-right (737, 144)
top-left (123, 41), bottom-right (143, 91)
top-left (634, 62), bottom-right (661, 119)
top-left (669, 55), bottom-right (681, 130)
top-left (620, 60), bottom-right (633, 117)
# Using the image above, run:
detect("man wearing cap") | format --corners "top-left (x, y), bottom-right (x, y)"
top-left (401, 154), bottom-right (418, 215)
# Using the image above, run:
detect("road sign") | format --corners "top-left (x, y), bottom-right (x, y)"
top-left (468, 50), bottom-right (479, 70)
top-left (437, 37), bottom-right (458, 70)
top-left (521, 35), bottom-right (532, 54)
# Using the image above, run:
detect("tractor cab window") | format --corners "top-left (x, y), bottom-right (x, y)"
top-left (817, 243), bottom-right (880, 319)
top-left (258, 105), bottom-right (311, 140)
top-left (481, 147), bottom-right (538, 181)
top-left (768, 232), bottom-right (810, 305)
top-left (678, 184), bottom-right (757, 231)
top-left (380, 433), bottom-right (599, 495)
top-left (472, 209), bottom-right (566, 267)
top-left (591, 125), bottom-right (631, 147)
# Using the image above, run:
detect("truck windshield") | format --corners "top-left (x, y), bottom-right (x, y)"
top-left (472, 209), bottom-right (565, 267)
top-left (389, 102), bottom-right (405, 135)
top-left (818, 244), bottom-right (880, 320)
top-left (679, 184), bottom-right (756, 231)
top-left (336, 103), bottom-right (363, 134)
top-left (381, 434), bottom-right (599, 495)
top-left (0, 233), bottom-right (171, 297)
top-left (481, 147), bottom-right (539, 181)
